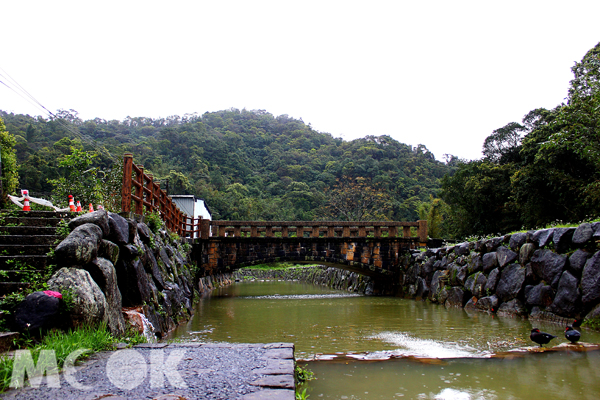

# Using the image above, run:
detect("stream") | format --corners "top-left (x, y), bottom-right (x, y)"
top-left (167, 280), bottom-right (600, 399)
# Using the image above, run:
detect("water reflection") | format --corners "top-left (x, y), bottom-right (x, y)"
top-left (304, 350), bottom-right (600, 399)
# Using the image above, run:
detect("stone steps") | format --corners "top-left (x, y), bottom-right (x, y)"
top-left (0, 210), bottom-right (74, 296)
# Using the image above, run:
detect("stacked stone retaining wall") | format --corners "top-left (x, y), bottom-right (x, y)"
top-left (231, 266), bottom-right (376, 295)
top-left (399, 222), bottom-right (600, 326)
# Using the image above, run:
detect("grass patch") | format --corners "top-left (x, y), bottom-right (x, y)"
top-left (0, 323), bottom-right (146, 392)
top-left (242, 262), bottom-right (320, 270)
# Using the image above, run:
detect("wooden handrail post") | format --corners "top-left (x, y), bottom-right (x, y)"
top-left (418, 220), bottom-right (428, 245)
top-left (135, 165), bottom-right (144, 215)
top-left (121, 154), bottom-right (133, 213)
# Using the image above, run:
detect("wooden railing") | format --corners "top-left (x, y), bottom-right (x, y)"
top-left (121, 153), bottom-right (186, 235)
top-left (206, 220), bottom-right (428, 243)
top-left (120, 154), bottom-right (427, 244)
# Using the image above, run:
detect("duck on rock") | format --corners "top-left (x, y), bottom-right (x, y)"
top-left (530, 328), bottom-right (557, 347)
top-left (565, 326), bottom-right (581, 344)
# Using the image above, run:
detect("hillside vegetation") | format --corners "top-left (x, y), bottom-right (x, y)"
top-left (3, 41), bottom-right (599, 240)
top-left (0, 108), bottom-right (453, 224)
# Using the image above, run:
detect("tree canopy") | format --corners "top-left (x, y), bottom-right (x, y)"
top-left (1, 108), bottom-right (453, 221)
top-left (441, 42), bottom-right (600, 237)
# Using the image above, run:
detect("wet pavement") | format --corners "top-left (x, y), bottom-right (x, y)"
top-left (2, 342), bottom-right (296, 400)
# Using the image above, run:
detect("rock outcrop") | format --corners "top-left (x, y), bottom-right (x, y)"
top-left (42, 210), bottom-right (195, 338)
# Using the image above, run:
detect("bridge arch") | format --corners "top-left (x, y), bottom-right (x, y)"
top-left (192, 221), bottom-right (427, 282)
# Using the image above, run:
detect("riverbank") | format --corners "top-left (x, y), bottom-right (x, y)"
top-left (2, 342), bottom-right (296, 400)
top-left (232, 265), bottom-right (376, 294)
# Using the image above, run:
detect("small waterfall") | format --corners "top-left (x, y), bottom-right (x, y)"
top-left (123, 307), bottom-right (157, 343)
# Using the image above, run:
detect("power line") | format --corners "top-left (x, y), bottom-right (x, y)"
top-left (0, 66), bottom-right (114, 159)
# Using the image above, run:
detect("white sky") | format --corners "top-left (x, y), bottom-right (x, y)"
top-left (1, 1), bottom-right (599, 161)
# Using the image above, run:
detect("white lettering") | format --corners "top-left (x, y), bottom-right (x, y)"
top-left (150, 349), bottom-right (187, 389)
top-left (106, 349), bottom-right (147, 390)
top-left (10, 350), bottom-right (60, 389)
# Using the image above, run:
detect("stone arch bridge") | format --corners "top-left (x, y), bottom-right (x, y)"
top-left (191, 220), bottom-right (427, 281)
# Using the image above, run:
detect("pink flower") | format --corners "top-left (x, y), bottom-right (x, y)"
top-left (43, 290), bottom-right (63, 299)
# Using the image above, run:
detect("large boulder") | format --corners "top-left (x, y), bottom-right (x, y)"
top-left (549, 271), bottom-right (580, 318)
top-left (476, 295), bottom-right (499, 313)
top-left (572, 223), bottom-right (594, 246)
top-left (449, 264), bottom-right (468, 286)
top-left (581, 251), bottom-right (600, 307)
top-left (467, 254), bottom-right (483, 274)
top-left (530, 249), bottom-right (567, 288)
top-left (497, 247), bottom-right (518, 269)
top-left (115, 259), bottom-right (152, 307)
top-left (553, 227), bottom-right (575, 252)
top-left (54, 223), bottom-right (103, 266)
top-left (497, 299), bottom-right (527, 317)
top-left (99, 239), bottom-right (120, 266)
top-left (531, 229), bottom-right (554, 248)
top-left (482, 252), bottom-right (498, 274)
top-left (495, 264), bottom-right (526, 302)
top-left (445, 287), bottom-right (467, 308)
top-left (484, 268), bottom-right (501, 293)
top-left (519, 243), bottom-right (536, 266)
top-left (107, 212), bottom-right (130, 245)
top-left (524, 283), bottom-right (554, 308)
top-left (14, 291), bottom-right (61, 331)
top-left (569, 249), bottom-right (592, 276)
top-left (428, 270), bottom-right (448, 303)
top-left (509, 232), bottom-right (528, 251)
top-left (137, 222), bottom-right (152, 244)
top-left (47, 268), bottom-right (109, 328)
top-left (82, 258), bottom-right (126, 335)
top-left (68, 210), bottom-right (110, 237)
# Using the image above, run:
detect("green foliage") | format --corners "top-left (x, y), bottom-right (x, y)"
top-left (439, 42), bottom-right (600, 238)
top-left (46, 147), bottom-right (101, 207)
top-left (1, 109), bottom-right (452, 223)
top-left (417, 195), bottom-right (448, 238)
top-left (55, 219), bottom-right (71, 238)
top-left (295, 363), bottom-right (315, 383)
top-left (318, 175), bottom-right (392, 221)
top-left (296, 388), bottom-right (310, 400)
top-left (0, 117), bottom-right (19, 200)
top-left (0, 324), bottom-right (117, 392)
top-left (145, 211), bottom-right (163, 234)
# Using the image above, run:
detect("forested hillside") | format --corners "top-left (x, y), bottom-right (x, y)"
top-left (0, 108), bottom-right (453, 223)
top-left (440, 41), bottom-right (600, 237)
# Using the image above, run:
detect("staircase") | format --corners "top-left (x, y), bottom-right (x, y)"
top-left (0, 210), bottom-right (73, 296)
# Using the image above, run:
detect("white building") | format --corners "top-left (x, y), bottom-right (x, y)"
top-left (169, 195), bottom-right (212, 237)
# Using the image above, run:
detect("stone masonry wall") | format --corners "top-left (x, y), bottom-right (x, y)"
top-left (231, 266), bottom-right (377, 295)
top-left (399, 222), bottom-right (600, 326)
top-left (45, 210), bottom-right (196, 339)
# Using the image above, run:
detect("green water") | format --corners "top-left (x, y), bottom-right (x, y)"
top-left (167, 280), bottom-right (600, 399)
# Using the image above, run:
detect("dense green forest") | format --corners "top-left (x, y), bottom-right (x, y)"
top-left (2, 42), bottom-right (598, 239)
top-left (440, 41), bottom-right (600, 237)
top-left (0, 107), bottom-right (452, 225)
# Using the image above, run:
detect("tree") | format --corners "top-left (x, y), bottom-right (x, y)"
top-left (440, 160), bottom-right (519, 238)
top-left (0, 117), bottom-right (19, 204)
top-left (417, 195), bottom-right (448, 238)
top-left (47, 147), bottom-right (101, 207)
top-left (318, 175), bottom-right (392, 221)
top-left (482, 122), bottom-right (526, 164)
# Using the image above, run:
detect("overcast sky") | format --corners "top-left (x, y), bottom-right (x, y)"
top-left (1, 1), bottom-right (599, 161)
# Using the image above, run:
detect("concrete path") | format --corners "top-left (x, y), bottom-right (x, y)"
top-left (2, 342), bottom-right (296, 400)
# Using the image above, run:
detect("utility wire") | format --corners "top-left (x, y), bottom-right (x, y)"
top-left (0, 66), bottom-right (113, 158)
